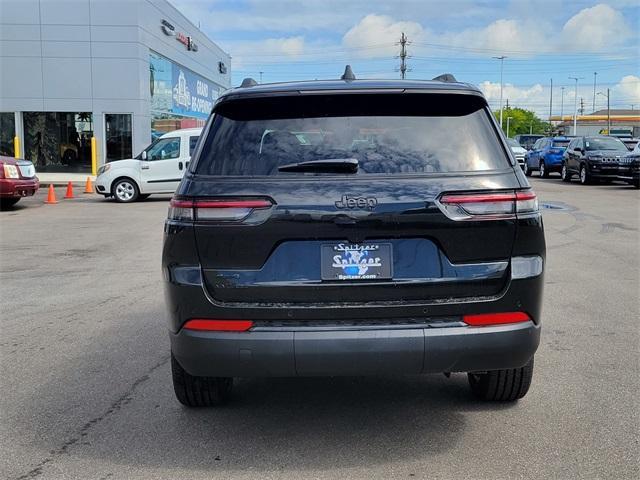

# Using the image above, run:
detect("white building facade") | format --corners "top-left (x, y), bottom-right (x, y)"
top-left (0, 0), bottom-right (231, 173)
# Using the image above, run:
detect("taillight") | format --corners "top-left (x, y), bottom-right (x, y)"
top-left (168, 198), bottom-right (273, 222)
top-left (183, 319), bottom-right (254, 331)
top-left (463, 312), bottom-right (531, 326)
top-left (438, 190), bottom-right (538, 221)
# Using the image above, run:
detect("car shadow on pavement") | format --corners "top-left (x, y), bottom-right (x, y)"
top-left (15, 309), bottom-right (520, 476)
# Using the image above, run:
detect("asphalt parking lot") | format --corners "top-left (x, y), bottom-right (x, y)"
top-left (1, 178), bottom-right (638, 480)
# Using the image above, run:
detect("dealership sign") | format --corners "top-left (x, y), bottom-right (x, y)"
top-left (150, 52), bottom-right (218, 119)
top-left (161, 19), bottom-right (198, 52)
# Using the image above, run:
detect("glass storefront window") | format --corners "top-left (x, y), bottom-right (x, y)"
top-left (23, 112), bottom-right (93, 172)
top-left (0, 112), bottom-right (16, 157)
top-left (105, 114), bottom-right (133, 161)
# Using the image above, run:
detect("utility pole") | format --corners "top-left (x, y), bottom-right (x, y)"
top-left (549, 78), bottom-right (553, 134)
top-left (560, 86), bottom-right (565, 120)
top-left (579, 98), bottom-right (585, 115)
top-left (569, 76), bottom-right (583, 135)
top-left (398, 32), bottom-right (408, 80)
top-left (598, 89), bottom-right (611, 135)
top-left (607, 88), bottom-right (610, 135)
top-left (505, 99), bottom-right (510, 109)
top-left (259, 71), bottom-right (264, 83)
top-left (592, 72), bottom-right (597, 114)
top-left (493, 56), bottom-right (507, 129)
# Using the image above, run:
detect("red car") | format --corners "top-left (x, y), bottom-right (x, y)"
top-left (0, 155), bottom-right (39, 208)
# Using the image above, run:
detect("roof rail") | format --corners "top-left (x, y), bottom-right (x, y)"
top-left (432, 73), bottom-right (458, 83)
top-left (240, 77), bottom-right (258, 88)
top-left (341, 65), bottom-right (356, 81)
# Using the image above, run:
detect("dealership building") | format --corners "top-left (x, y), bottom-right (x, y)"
top-left (0, 0), bottom-right (231, 173)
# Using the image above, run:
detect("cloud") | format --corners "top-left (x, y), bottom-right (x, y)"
top-left (224, 36), bottom-right (306, 69)
top-left (479, 76), bottom-right (640, 117)
top-left (561, 4), bottom-right (632, 52)
top-left (342, 14), bottom-right (424, 56)
top-left (612, 75), bottom-right (640, 105)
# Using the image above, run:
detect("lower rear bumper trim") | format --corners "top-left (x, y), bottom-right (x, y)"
top-left (171, 320), bottom-right (540, 377)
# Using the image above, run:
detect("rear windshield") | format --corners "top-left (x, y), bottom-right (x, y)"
top-left (552, 140), bottom-right (570, 148)
top-left (517, 135), bottom-right (542, 146)
top-left (194, 93), bottom-right (509, 176)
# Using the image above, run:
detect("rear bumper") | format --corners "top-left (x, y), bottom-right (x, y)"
top-left (542, 154), bottom-right (564, 171)
top-left (0, 178), bottom-right (39, 197)
top-left (171, 320), bottom-right (540, 377)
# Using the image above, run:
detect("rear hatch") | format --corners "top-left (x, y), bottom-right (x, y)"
top-left (183, 91), bottom-right (524, 309)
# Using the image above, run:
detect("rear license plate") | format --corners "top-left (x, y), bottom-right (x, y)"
top-left (321, 243), bottom-right (392, 281)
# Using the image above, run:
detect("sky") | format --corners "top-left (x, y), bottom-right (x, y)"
top-left (171, 0), bottom-right (640, 117)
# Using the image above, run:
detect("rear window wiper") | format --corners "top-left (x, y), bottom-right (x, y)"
top-left (277, 158), bottom-right (358, 173)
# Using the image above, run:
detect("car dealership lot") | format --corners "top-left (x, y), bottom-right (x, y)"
top-left (1, 179), bottom-right (638, 480)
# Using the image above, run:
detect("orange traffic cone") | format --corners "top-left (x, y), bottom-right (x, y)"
top-left (84, 177), bottom-right (93, 194)
top-left (44, 184), bottom-right (58, 204)
top-left (64, 181), bottom-right (75, 199)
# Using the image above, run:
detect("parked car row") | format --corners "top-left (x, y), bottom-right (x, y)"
top-left (509, 135), bottom-right (639, 188)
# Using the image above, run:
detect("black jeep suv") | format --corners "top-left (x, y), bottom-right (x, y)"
top-left (163, 69), bottom-right (545, 406)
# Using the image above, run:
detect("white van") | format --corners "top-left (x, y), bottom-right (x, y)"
top-left (95, 128), bottom-right (202, 202)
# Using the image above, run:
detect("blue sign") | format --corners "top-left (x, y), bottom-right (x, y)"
top-left (150, 52), bottom-right (219, 119)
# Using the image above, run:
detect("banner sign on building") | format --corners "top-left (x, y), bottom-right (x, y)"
top-left (150, 51), bottom-right (219, 119)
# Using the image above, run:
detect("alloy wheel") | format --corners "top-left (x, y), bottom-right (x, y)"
top-left (115, 181), bottom-right (135, 201)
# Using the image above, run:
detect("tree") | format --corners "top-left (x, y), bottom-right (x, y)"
top-left (493, 107), bottom-right (551, 137)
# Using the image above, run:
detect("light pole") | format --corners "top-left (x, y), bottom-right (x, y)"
top-left (598, 89), bottom-right (611, 135)
top-left (592, 72), bottom-right (597, 114)
top-left (560, 86), bottom-right (565, 120)
top-left (493, 56), bottom-right (507, 129)
top-left (569, 77), bottom-right (583, 135)
top-left (506, 116), bottom-right (513, 137)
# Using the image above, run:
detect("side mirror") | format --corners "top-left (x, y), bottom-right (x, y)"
top-left (141, 150), bottom-right (147, 160)
top-left (160, 150), bottom-right (166, 159)
top-left (573, 147), bottom-right (582, 153)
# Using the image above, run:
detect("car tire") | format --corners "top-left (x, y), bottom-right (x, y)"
top-left (561, 163), bottom-right (571, 182)
top-left (0, 198), bottom-right (20, 210)
top-left (524, 162), bottom-right (531, 176)
top-left (112, 178), bottom-right (139, 203)
top-left (171, 353), bottom-right (232, 407)
top-left (539, 161), bottom-right (549, 178)
top-left (468, 358), bottom-right (534, 401)
top-left (579, 164), bottom-right (591, 185)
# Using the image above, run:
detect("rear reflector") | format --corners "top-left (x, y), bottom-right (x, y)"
top-left (438, 190), bottom-right (538, 221)
top-left (463, 312), bottom-right (531, 326)
top-left (183, 319), bottom-right (254, 331)
top-left (168, 198), bottom-right (273, 222)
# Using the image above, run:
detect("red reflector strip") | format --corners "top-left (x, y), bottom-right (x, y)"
top-left (440, 193), bottom-right (516, 204)
top-left (195, 200), bottom-right (272, 209)
top-left (183, 319), bottom-right (254, 331)
top-left (515, 191), bottom-right (536, 201)
top-left (170, 199), bottom-right (194, 208)
top-left (463, 312), bottom-right (531, 326)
